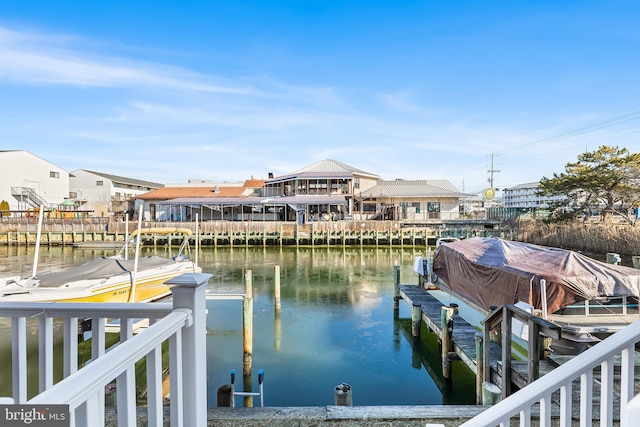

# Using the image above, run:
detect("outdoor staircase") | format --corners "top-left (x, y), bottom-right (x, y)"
top-left (11, 186), bottom-right (51, 209)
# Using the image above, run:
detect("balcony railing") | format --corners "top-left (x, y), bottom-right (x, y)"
top-left (461, 319), bottom-right (640, 427)
top-left (0, 272), bottom-right (211, 427)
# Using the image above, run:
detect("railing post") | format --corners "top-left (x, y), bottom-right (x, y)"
top-left (527, 319), bottom-right (540, 383)
top-left (501, 307), bottom-right (512, 398)
top-left (167, 272), bottom-right (212, 427)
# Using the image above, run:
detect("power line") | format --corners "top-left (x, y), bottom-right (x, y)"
top-left (494, 109), bottom-right (640, 155)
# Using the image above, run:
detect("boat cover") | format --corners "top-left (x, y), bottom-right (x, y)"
top-left (36, 256), bottom-right (176, 288)
top-left (432, 237), bottom-right (640, 313)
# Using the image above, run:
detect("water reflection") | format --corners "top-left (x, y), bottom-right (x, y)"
top-left (0, 245), bottom-right (476, 407)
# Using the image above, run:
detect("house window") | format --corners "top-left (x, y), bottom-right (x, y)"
top-left (330, 179), bottom-right (349, 194)
top-left (69, 192), bottom-right (78, 199)
top-left (363, 202), bottom-right (377, 212)
top-left (96, 181), bottom-right (103, 186)
top-left (411, 202), bottom-right (420, 213)
top-left (353, 177), bottom-right (360, 189)
top-left (50, 171), bottom-right (60, 178)
top-left (427, 202), bottom-right (441, 219)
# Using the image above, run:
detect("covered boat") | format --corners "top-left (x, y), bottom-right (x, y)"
top-left (0, 228), bottom-right (201, 303)
top-left (431, 237), bottom-right (640, 353)
top-left (433, 237), bottom-right (640, 313)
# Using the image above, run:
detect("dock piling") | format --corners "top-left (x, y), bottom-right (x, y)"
top-left (243, 270), bottom-right (253, 377)
top-left (334, 383), bottom-right (353, 406)
top-left (393, 262), bottom-right (401, 310)
top-left (475, 334), bottom-right (484, 405)
top-left (411, 302), bottom-right (422, 337)
top-left (274, 265), bottom-right (281, 312)
top-left (440, 304), bottom-right (457, 380)
top-left (217, 385), bottom-right (234, 407)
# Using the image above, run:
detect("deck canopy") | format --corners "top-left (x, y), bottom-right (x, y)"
top-left (433, 237), bottom-right (640, 313)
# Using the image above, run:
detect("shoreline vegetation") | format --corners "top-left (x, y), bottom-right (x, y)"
top-left (511, 219), bottom-right (640, 259)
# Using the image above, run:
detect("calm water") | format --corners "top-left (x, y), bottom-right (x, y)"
top-left (0, 245), bottom-right (476, 407)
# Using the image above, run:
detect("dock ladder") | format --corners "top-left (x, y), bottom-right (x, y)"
top-left (230, 369), bottom-right (265, 407)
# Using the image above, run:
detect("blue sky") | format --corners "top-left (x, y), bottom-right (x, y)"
top-left (1, 1), bottom-right (639, 194)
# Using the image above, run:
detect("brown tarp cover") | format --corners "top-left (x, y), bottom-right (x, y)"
top-left (432, 237), bottom-right (640, 313)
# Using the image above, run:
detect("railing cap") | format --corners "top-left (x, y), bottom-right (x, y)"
top-left (166, 272), bottom-right (213, 288)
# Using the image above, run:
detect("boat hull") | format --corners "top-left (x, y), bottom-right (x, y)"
top-left (0, 258), bottom-right (201, 303)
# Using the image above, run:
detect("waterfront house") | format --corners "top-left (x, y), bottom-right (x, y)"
top-left (262, 159), bottom-right (380, 221)
top-left (136, 179), bottom-right (266, 221)
top-left (69, 169), bottom-right (163, 216)
top-left (137, 159), bottom-right (380, 222)
top-left (355, 179), bottom-right (472, 221)
top-left (0, 150), bottom-right (69, 213)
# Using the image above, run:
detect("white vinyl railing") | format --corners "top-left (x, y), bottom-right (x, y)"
top-left (461, 319), bottom-right (640, 427)
top-left (0, 272), bottom-right (211, 427)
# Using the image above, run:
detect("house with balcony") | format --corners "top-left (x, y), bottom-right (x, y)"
top-left (69, 169), bottom-right (163, 216)
top-left (137, 160), bottom-right (380, 222)
top-left (262, 159), bottom-right (380, 221)
top-left (0, 150), bottom-right (70, 214)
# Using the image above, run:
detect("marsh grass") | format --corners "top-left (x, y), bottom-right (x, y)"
top-left (511, 219), bottom-right (640, 257)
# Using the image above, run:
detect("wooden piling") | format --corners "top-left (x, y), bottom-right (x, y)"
top-left (243, 269), bottom-right (253, 377)
top-left (274, 265), bottom-right (281, 312)
top-left (393, 263), bottom-right (401, 310)
top-left (274, 310), bottom-right (281, 351)
top-left (482, 382), bottom-right (502, 405)
top-left (475, 334), bottom-right (484, 405)
top-left (411, 302), bottom-right (421, 337)
top-left (334, 383), bottom-right (353, 406)
top-left (440, 305), bottom-right (455, 380)
top-left (243, 372), bottom-right (253, 407)
top-left (217, 384), bottom-right (234, 407)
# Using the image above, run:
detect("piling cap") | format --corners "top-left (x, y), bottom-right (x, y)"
top-left (165, 273), bottom-right (213, 288)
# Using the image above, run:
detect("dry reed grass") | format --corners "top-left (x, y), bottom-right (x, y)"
top-left (510, 219), bottom-right (640, 256)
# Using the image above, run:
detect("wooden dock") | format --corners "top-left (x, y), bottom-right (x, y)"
top-left (397, 284), bottom-right (558, 398)
top-left (396, 283), bottom-right (627, 419)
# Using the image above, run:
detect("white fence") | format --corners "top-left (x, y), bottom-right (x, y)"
top-left (461, 319), bottom-right (640, 427)
top-left (0, 272), bottom-right (211, 427)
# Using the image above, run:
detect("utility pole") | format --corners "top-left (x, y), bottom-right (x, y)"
top-left (487, 154), bottom-right (500, 188)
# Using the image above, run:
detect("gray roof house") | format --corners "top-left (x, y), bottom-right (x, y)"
top-left (355, 179), bottom-right (472, 221)
top-left (69, 169), bottom-right (163, 215)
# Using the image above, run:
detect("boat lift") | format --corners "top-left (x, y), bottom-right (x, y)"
top-left (230, 369), bottom-right (265, 407)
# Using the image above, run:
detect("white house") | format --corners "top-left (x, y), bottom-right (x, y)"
top-left (355, 179), bottom-right (472, 221)
top-left (0, 150), bottom-right (70, 212)
top-left (69, 169), bottom-right (163, 216)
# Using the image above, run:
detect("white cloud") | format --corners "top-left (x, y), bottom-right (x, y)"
top-left (0, 26), bottom-right (249, 93)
